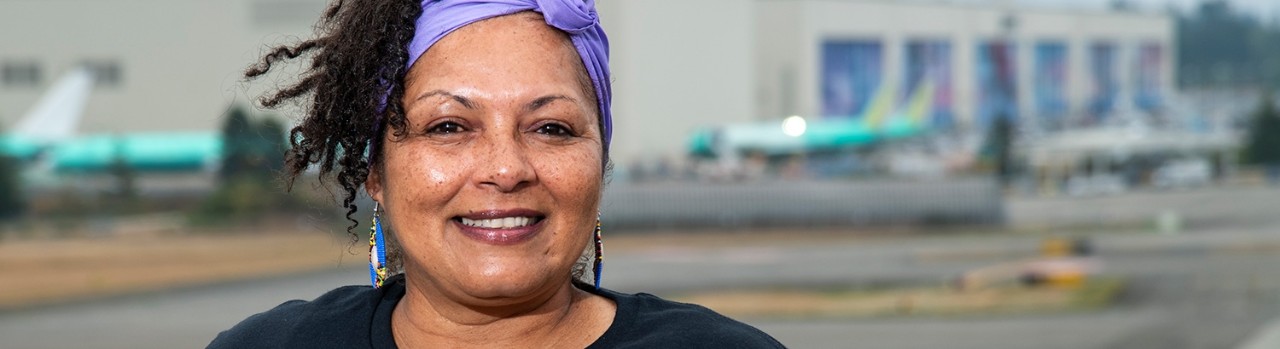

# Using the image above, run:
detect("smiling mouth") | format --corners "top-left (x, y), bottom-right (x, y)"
top-left (451, 212), bottom-right (547, 245)
top-left (454, 216), bottom-right (545, 229)
top-left (450, 209), bottom-right (545, 244)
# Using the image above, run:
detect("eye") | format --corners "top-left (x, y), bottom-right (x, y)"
top-left (427, 121), bottom-right (466, 134)
top-left (535, 123), bottom-right (573, 137)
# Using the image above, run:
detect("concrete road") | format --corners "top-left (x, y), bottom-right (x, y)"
top-left (3, 184), bottom-right (1280, 348)
top-left (1007, 185), bottom-right (1280, 230)
top-left (620, 226), bottom-right (1280, 349)
top-left (4, 224), bottom-right (1280, 349)
top-left (0, 269), bottom-right (365, 349)
top-left (755, 310), bottom-right (1159, 349)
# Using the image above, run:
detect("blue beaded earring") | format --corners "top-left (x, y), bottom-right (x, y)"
top-left (369, 202), bottom-right (389, 288)
top-left (593, 214), bottom-right (604, 290)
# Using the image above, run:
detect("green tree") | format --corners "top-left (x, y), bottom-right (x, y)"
top-left (1177, 1), bottom-right (1280, 87)
top-left (0, 143), bottom-right (23, 220)
top-left (219, 107), bottom-right (288, 182)
top-left (196, 106), bottom-right (294, 225)
top-left (255, 115), bottom-right (288, 176)
top-left (219, 106), bottom-right (255, 182)
top-left (982, 116), bottom-right (1016, 187)
top-left (0, 121), bottom-right (23, 219)
top-left (106, 144), bottom-right (138, 213)
top-left (1243, 93), bottom-right (1280, 182)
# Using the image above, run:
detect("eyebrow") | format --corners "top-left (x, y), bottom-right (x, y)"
top-left (415, 90), bottom-right (477, 109)
top-left (525, 95), bottom-right (576, 113)
top-left (414, 90), bottom-right (575, 113)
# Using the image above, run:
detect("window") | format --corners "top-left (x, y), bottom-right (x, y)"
top-left (2, 61), bottom-right (41, 87)
top-left (83, 60), bottom-right (122, 87)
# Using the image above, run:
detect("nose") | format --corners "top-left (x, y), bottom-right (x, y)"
top-left (475, 132), bottom-right (536, 193)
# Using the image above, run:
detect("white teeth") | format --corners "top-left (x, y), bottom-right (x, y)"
top-left (460, 217), bottom-right (534, 229)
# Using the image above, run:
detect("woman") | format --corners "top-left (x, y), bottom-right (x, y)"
top-left (209, 0), bottom-right (783, 348)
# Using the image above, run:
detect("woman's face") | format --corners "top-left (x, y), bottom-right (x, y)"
top-left (368, 13), bottom-right (603, 302)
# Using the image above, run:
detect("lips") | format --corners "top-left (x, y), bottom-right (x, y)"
top-left (451, 209), bottom-right (546, 245)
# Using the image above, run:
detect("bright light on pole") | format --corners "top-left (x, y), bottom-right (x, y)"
top-left (782, 115), bottom-right (807, 137)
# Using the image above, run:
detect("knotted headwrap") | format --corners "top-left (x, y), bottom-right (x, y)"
top-left (406, 0), bottom-right (612, 152)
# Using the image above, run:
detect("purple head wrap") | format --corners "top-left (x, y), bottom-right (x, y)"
top-left (404, 0), bottom-right (612, 151)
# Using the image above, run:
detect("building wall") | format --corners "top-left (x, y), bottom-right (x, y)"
top-left (756, 0), bottom-right (1174, 131)
top-left (755, 2), bottom-right (804, 122)
top-left (0, 0), bottom-right (327, 133)
top-left (1, 0), bottom-right (1174, 168)
top-left (597, 0), bottom-right (756, 166)
top-left (0, 0), bottom-right (754, 167)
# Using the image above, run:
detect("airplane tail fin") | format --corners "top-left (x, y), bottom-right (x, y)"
top-left (862, 80), bottom-right (897, 128)
top-left (12, 67), bottom-right (93, 144)
top-left (904, 79), bottom-right (936, 127)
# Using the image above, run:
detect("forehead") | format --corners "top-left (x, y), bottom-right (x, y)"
top-left (404, 12), bottom-right (585, 95)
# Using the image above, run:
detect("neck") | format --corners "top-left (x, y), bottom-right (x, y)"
top-left (390, 275), bottom-right (610, 348)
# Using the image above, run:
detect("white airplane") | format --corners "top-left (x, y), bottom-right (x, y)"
top-left (1, 67), bottom-right (221, 174)
top-left (2, 67), bottom-right (93, 161)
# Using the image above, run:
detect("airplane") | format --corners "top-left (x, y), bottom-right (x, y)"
top-left (1, 67), bottom-right (93, 162)
top-left (0, 67), bottom-right (222, 176)
top-left (687, 78), bottom-right (936, 158)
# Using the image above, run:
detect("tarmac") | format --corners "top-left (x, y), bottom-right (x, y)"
top-left (2, 185), bottom-right (1280, 348)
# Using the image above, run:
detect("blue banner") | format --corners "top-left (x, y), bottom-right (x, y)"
top-left (822, 40), bottom-right (884, 119)
top-left (976, 41), bottom-right (1018, 128)
top-left (1034, 42), bottom-right (1068, 127)
top-left (903, 40), bottom-right (955, 129)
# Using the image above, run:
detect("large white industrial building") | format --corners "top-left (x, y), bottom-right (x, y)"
top-left (0, 0), bottom-right (330, 135)
top-left (1, 0), bottom-right (1175, 168)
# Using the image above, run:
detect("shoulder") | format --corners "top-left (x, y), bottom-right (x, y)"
top-left (594, 289), bottom-right (785, 348)
top-left (207, 284), bottom-right (385, 349)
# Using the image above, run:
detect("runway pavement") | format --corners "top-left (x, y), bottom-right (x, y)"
top-left (3, 186), bottom-right (1280, 348)
top-left (5, 223), bottom-right (1280, 348)
top-left (0, 269), bottom-right (364, 349)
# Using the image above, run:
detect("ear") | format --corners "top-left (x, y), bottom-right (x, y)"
top-left (366, 165), bottom-right (385, 204)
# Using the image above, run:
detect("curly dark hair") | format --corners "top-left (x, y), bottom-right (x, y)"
top-left (246, 0), bottom-right (420, 227)
top-left (245, 0), bottom-right (606, 278)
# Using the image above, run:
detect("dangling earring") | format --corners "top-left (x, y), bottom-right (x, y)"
top-left (369, 202), bottom-right (389, 288)
top-left (593, 213), bottom-right (604, 290)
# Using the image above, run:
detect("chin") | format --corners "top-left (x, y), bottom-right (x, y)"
top-left (456, 276), bottom-right (554, 303)
top-left (461, 262), bottom-right (562, 299)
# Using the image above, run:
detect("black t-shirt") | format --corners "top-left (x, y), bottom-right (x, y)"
top-left (208, 274), bottom-right (784, 348)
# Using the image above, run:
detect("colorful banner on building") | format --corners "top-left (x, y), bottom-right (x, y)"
top-left (1089, 42), bottom-right (1119, 122)
top-left (822, 40), bottom-right (884, 119)
top-left (1034, 42), bottom-right (1068, 128)
top-left (1134, 43), bottom-right (1164, 113)
top-left (903, 40), bottom-right (955, 130)
top-left (976, 41), bottom-right (1018, 128)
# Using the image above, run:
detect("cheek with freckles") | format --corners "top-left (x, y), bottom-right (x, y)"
top-left (378, 142), bottom-right (468, 231)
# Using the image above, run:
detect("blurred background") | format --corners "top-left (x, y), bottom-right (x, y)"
top-left (2, 0), bottom-right (1280, 348)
